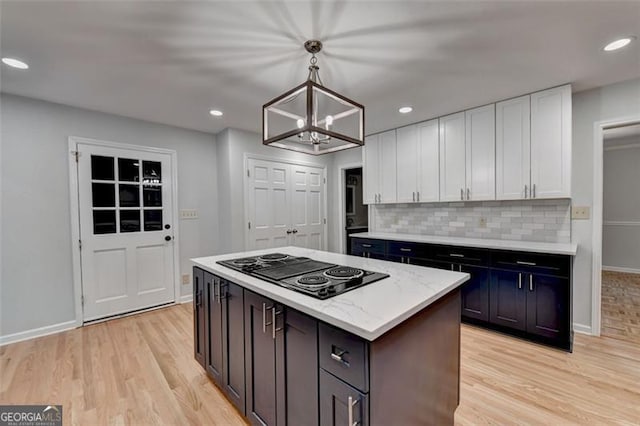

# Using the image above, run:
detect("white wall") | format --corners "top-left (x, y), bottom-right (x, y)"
top-left (602, 135), bottom-right (640, 271)
top-left (571, 77), bottom-right (640, 331)
top-left (0, 94), bottom-right (219, 337)
top-left (215, 128), bottom-right (335, 254)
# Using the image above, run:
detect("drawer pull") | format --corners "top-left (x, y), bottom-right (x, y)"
top-left (450, 253), bottom-right (465, 258)
top-left (400, 248), bottom-right (412, 252)
top-left (516, 261), bottom-right (537, 266)
top-left (330, 346), bottom-right (350, 367)
top-left (362, 244), bottom-right (372, 248)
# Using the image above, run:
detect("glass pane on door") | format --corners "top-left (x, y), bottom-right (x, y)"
top-left (118, 158), bottom-right (140, 182)
top-left (144, 210), bottom-right (163, 231)
top-left (143, 161), bottom-right (162, 183)
top-left (93, 210), bottom-right (116, 234)
top-left (143, 185), bottom-right (162, 207)
top-left (119, 184), bottom-right (140, 207)
top-left (91, 155), bottom-right (114, 180)
top-left (92, 183), bottom-right (115, 207)
top-left (120, 210), bottom-right (141, 233)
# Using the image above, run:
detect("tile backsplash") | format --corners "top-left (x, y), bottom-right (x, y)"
top-left (371, 199), bottom-right (571, 243)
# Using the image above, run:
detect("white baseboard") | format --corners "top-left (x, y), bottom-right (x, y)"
top-left (573, 323), bottom-right (593, 335)
top-left (602, 265), bottom-right (640, 274)
top-left (0, 320), bottom-right (77, 347)
top-left (179, 294), bottom-right (193, 304)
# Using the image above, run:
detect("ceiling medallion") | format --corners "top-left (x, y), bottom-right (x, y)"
top-left (262, 40), bottom-right (365, 155)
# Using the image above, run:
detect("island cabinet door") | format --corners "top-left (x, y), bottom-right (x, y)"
top-left (460, 265), bottom-right (490, 322)
top-left (193, 267), bottom-right (205, 368)
top-left (244, 290), bottom-right (284, 426)
top-left (319, 369), bottom-right (368, 426)
top-left (221, 280), bottom-right (245, 414)
top-left (489, 269), bottom-right (527, 331)
top-left (205, 273), bottom-right (224, 385)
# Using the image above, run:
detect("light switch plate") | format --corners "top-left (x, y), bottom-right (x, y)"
top-left (182, 274), bottom-right (190, 285)
top-left (571, 206), bottom-right (590, 220)
top-left (180, 209), bottom-right (198, 219)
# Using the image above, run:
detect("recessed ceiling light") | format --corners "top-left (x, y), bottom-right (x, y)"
top-left (1, 57), bottom-right (29, 69)
top-left (399, 106), bottom-right (413, 114)
top-left (603, 37), bottom-right (635, 52)
top-left (209, 109), bottom-right (223, 117)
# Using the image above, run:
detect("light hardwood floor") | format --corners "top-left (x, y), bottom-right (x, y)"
top-left (601, 270), bottom-right (640, 343)
top-left (1, 304), bottom-right (639, 425)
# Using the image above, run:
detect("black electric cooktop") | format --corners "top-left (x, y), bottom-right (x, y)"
top-left (217, 253), bottom-right (389, 299)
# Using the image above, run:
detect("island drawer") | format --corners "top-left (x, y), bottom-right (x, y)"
top-left (351, 238), bottom-right (386, 256)
top-left (490, 250), bottom-right (570, 277)
top-left (319, 323), bottom-right (369, 393)
top-left (387, 241), bottom-right (430, 259)
top-left (430, 245), bottom-right (489, 266)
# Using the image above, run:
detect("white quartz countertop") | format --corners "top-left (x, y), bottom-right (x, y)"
top-left (192, 247), bottom-right (468, 341)
top-left (350, 232), bottom-right (578, 256)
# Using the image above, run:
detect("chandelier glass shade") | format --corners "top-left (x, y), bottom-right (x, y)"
top-left (262, 40), bottom-right (365, 155)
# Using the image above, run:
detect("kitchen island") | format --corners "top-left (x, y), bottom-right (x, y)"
top-left (192, 247), bottom-right (469, 426)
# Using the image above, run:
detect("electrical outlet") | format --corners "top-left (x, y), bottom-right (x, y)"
top-left (180, 209), bottom-right (198, 220)
top-left (571, 206), bottom-right (590, 220)
top-left (182, 274), bottom-right (190, 285)
top-left (479, 217), bottom-right (487, 228)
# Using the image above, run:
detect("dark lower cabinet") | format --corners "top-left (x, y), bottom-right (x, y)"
top-left (205, 273), bottom-right (224, 384)
top-left (526, 274), bottom-right (569, 341)
top-left (489, 269), bottom-right (527, 331)
top-left (222, 280), bottom-right (246, 413)
top-left (319, 370), bottom-right (368, 426)
top-left (244, 290), bottom-right (283, 426)
top-left (460, 265), bottom-right (490, 322)
top-left (193, 267), bottom-right (206, 368)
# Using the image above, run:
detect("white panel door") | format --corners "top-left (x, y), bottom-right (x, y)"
top-left (439, 112), bottom-right (467, 201)
top-left (290, 164), bottom-right (324, 250)
top-left (417, 119), bottom-right (440, 202)
top-left (77, 143), bottom-right (175, 322)
top-left (496, 95), bottom-right (531, 200)
top-left (396, 125), bottom-right (419, 203)
top-left (247, 159), bottom-right (291, 250)
top-left (247, 159), bottom-right (325, 250)
top-left (531, 85), bottom-right (572, 199)
top-left (379, 130), bottom-right (397, 203)
top-left (465, 104), bottom-right (496, 201)
top-left (363, 134), bottom-right (380, 204)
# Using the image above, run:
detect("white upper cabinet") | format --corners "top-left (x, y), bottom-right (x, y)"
top-left (465, 105), bottom-right (496, 201)
top-left (417, 119), bottom-right (440, 202)
top-left (396, 124), bottom-right (419, 203)
top-left (439, 112), bottom-right (467, 201)
top-left (496, 95), bottom-right (531, 200)
top-left (530, 85), bottom-right (571, 199)
top-left (396, 120), bottom-right (440, 203)
top-left (363, 130), bottom-right (397, 204)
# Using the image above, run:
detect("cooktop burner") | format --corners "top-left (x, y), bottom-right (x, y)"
top-left (217, 252), bottom-right (389, 299)
top-left (324, 267), bottom-right (364, 280)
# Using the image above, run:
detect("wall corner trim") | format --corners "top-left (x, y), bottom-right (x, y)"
top-left (573, 323), bottom-right (593, 335)
top-left (0, 320), bottom-right (77, 347)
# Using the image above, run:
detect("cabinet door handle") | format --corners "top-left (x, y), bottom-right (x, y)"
top-left (460, 188), bottom-right (464, 200)
top-left (533, 184), bottom-right (536, 198)
top-left (216, 281), bottom-right (222, 305)
top-left (518, 273), bottom-right (522, 289)
top-left (348, 396), bottom-right (359, 426)
top-left (459, 264), bottom-right (462, 272)
top-left (516, 261), bottom-right (537, 266)
top-left (467, 188), bottom-right (470, 200)
top-left (272, 307), bottom-right (283, 340)
top-left (400, 256), bottom-right (404, 263)
top-left (524, 184), bottom-right (528, 199)
top-left (262, 303), bottom-right (273, 333)
top-left (450, 264), bottom-right (455, 271)
top-left (330, 346), bottom-right (350, 366)
top-left (413, 192), bottom-right (415, 202)
top-left (529, 275), bottom-right (534, 291)
top-left (417, 191), bottom-right (420, 202)
top-left (450, 253), bottom-right (465, 258)
top-left (407, 257), bottom-right (410, 265)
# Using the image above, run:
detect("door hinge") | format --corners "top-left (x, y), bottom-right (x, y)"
top-left (323, 218), bottom-right (327, 224)
top-left (247, 169), bottom-right (250, 177)
top-left (81, 295), bottom-right (85, 306)
top-left (248, 221), bottom-right (251, 229)
top-left (79, 239), bottom-right (82, 250)
top-left (71, 151), bottom-right (80, 162)
top-left (323, 177), bottom-right (326, 184)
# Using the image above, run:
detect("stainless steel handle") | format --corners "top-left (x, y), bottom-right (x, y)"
top-left (450, 264), bottom-right (455, 271)
top-left (413, 192), bottom-right (415, 202)
top-left (461, 188), bottom-right (464, 200)
top-left (459, 264), bottom-right (462, 272)
top-left (467, 188), bottom-right (470, 200)
top-left (348, 396), bottom-right (359, 426)
top-left (450, 253), bottom-right (465, 258)
top-left (262, 303), bottom-right (273, 333)
top-left (216, 281), bottom-right (221, 305)
top-left (362, 244), bottom-right (372, 248)
top-left (406, 257), bottom-right (410, 265)
top-left (400, 248), bottom-right (412, 252)
top-left (529, 275), bottom-right (534, 291)
top-left (272, 308), bottom-right (283, 339)
top-left (533, 184), bottom-right (536, 198)
top-left (195, 290), bottom-right (201, 307)
top-left (330, 347), bottom-right (350, 366)
top-left (516, 261), bottom-right (537, 266)
top-left (518, 273), bottom-right (522, 289)
top-left (417, 191), bottom-right (420, 202)
top-left (524, 184), bottom-right (528, 199)
top-left (400, 256), bottom-right (404, 263)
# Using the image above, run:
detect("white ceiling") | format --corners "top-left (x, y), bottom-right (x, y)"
top-left (1, 1), bottom-right (639, 136)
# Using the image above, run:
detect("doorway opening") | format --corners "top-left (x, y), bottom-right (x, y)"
top-left (343, 167), bottom-right (368, 254)
top-left (600, 123), bottom-right (640, 342)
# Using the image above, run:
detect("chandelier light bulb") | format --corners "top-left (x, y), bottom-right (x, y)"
top-left (325, 115), bottom-right (334, 126)
top-left (296, 118), bottom-right (305, 129)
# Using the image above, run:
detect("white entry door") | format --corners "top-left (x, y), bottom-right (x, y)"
top-left (75, 142), bottom-right (176, 322)
top-left (247, 159), bottom-right (325, 250)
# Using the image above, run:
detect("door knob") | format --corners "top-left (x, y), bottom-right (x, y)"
top-left (164, 235), bottom-right (172, 241)
top-left (292, 229), bottom-right (298, 234)
top-left (286, 229), bottom-right (292, 234)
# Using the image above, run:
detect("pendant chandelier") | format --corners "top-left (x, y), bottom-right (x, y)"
top-left (262, 40), bottom-right (365, 155)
